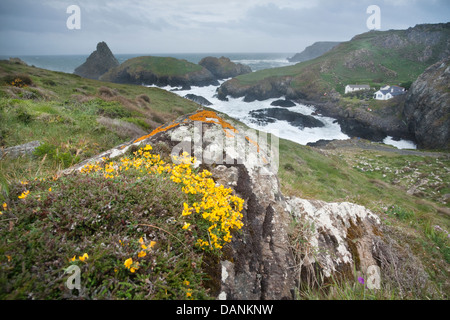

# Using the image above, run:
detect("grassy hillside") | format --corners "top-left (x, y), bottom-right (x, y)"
top-left (0, 61), bottom-right (449, 300)
top-left (104, 56), bottom-right (203, 77)
top-left (0, 59), bottom-right (198, 183)
top-left (234, 23), bottom-right (450, 96)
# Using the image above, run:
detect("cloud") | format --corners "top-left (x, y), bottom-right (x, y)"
top-left (0, 0), bottom-right (448, 54)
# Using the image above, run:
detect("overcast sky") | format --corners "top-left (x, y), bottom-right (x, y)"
top-left (0, 0), bottom-right (449, 55)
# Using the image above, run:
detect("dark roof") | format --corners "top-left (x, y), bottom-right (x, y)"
top-left (376, 86), bottom-right (406, 96)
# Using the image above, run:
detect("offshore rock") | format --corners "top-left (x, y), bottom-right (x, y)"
top-left (183, 94), bottom-right (213, 106)
top-left (199, 56), bottom-right (252, 80)
top-left (74, 42), bottom-right (119, 80)
top-left (101, 56), bottom-right (219, 88)
top-left (249, 108), bottom-right (325, 129)
top-left (271, 99), bottom-right (296, 108)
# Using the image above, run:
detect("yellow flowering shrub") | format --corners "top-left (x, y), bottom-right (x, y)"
top-left (80, 145), bottom-right (245, 252)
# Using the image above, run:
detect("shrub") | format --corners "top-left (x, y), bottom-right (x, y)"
top-left (3, 74), bottom-right (33, 87)
top-left (136, 94), bottom-right (151, 103)
top-left (94, 99), bottom-right (132, 119)
top-left (42, 79), bottom-right (57, 86)
top-left (385, 205), bottom-right (415, 221)
top-left (98, 86), bottom-right (117, 98)
top-left (33, 142), bottom-right (80, 168)
top-left (15, 106), bottom-right (33, 124)
top-left (0, 145), bottom-right (244, 299)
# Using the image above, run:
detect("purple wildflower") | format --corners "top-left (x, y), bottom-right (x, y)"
top-left (358, 277), bottom-right (365, 285)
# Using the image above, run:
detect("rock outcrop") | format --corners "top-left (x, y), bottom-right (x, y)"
top-left (217, 76), bottom-right (298, 102)
top-left (404, 58), bottom-right (450, 150)
top-left (249, 108), bottom-right (325, 129)
top-left (199, 56), bottom-right (252, 80)
top-left (183, 94), bottom-right (212, 106)
top-left (74, 42), bottom-right (119, 80)
top-left (287, 41), bottom-right (341, 63)
top-left (101, 56), bottom-right (219, 89)
top-left (62, 110), bottom-right (429, 299)
top-left (0, 141), bottom-right (41, 159)
top-left (271, 99), bottom-right (296, 108)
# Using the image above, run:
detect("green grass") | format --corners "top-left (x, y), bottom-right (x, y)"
top-left (0, 60), bottom-right (198, 183)
top-left (109, 56), bottom-right (203, 77)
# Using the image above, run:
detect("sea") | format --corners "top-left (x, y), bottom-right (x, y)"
top-left (1, 53), bottom-right (417, 149)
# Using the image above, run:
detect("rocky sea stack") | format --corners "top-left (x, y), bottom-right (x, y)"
top-left (74, 42), bottom-right (119, 80)
top-left (199, 56), bottom-right (252, 80)
top-left (101, 56), bottom-right (219, 89)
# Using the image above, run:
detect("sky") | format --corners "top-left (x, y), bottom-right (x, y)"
top-left (0, 0), bottom-right (449, 55)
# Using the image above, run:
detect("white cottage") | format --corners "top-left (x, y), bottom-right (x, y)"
top-left (374, 85), bottom-right (406, 100)
top-left (345, 84), bottom-right (371, 94)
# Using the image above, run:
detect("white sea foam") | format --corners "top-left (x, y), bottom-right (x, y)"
top-left (148, 82), bottom-right (416, 150)
top-left (383, 136), bottom-right (417, 150)
top-left (154, 83), bottom-right (349, 146)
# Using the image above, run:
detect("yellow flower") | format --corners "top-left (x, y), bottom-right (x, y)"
top-left (186, 289), bottom-right (193, 298)
top-left (182, 223), bottom-right (191, 230)
top-left (70, 256), bottom-right (76, 262)
top-left (18, 190), bottom-right (30, 199)
top-left (182, 202), bottom-right (191, 216)
top-left (2, 203), bottom-right (7, 210)
top-left (130, 267), bottom-right (137, 273)
top-left (124, 258), bottom-right (133, 269)
top-left (78, 253), bottom-right (89, 262)
top-left (138, 251), bottom-right (146, 258)
top-left (149, 241), bottom-right (156, 249)
top-left (48, 188), bottom-right (52, 192)
top-left (141, 244), bottom-right (147, 250)
top-left (139, 237), bottom-right (144, 244)
top-left (6, 255), bottom-right (12, 262)
top-left (183, 280), bottom-right (190, 286)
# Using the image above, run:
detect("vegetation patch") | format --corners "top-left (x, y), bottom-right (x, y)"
top-left (0, 145), bottom-right (244, 299)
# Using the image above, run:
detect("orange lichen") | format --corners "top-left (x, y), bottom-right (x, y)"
top-left (189, 110), bottom-right (239, 138)
top-left (245, 136), bottom-right (260, 153)
top-left (133, 122), bottom-right (180, 143)
top-left (132, 110), bottom-right (262, 153)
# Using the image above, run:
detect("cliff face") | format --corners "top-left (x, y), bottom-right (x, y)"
top-left (74, 42), bottom-right (119, 80)
top-left (404, 58), bottom-right (450, 150)
top-left (287, 41), bottom-right (341, 63)
top-left (199, 56), bottom-right (252, 80)
top-left (63, 110), bottom-right (428, 299)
